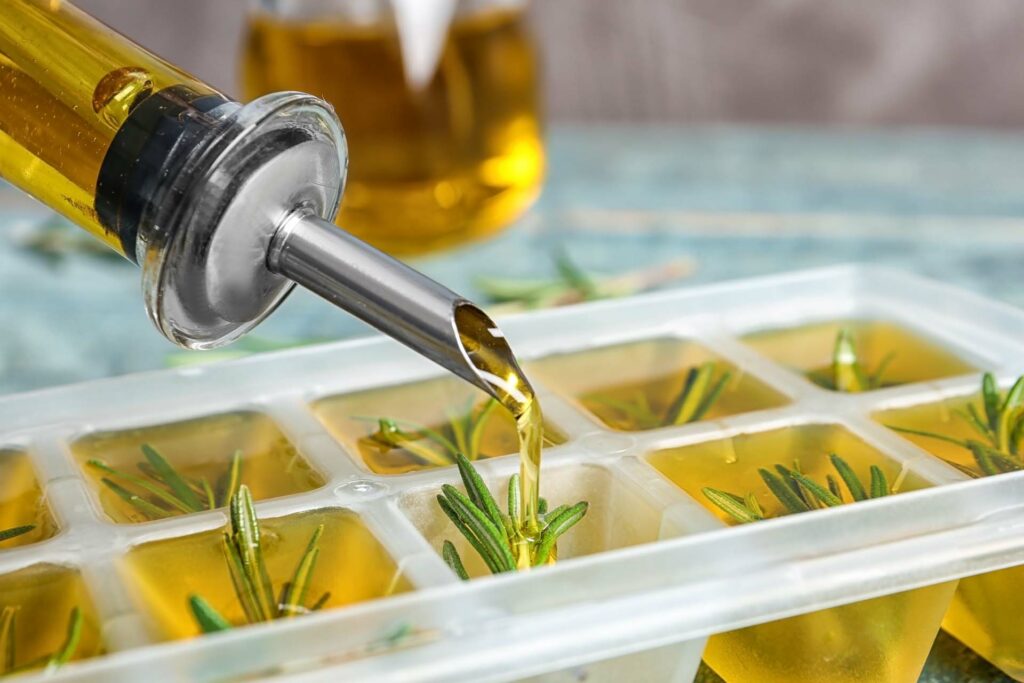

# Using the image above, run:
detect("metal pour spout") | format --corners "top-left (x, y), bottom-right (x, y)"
top-left (267, 211), bottom-right (510, 400)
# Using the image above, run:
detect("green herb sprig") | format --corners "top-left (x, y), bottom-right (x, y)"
top-left (360, 398), bottom-right (501, 467)
top-left (809, 328), bottom-right (894, 393)
top-left (0, 605), bottom-right (82, 675)
top-left (188, 485), bottom-right (329, 633)
top-left (702, 453), bottom-right (890, 524)
top-left (889, 372), bottom-right (1024, 476)
top-left (476, 251), bottom-right (694, 314)
top-left (87, 444), bottom-right (242, 521)
top-left (0, 526), bottom-right (34, 545)
top-left (588, 362), bottom-right (731, 430)
top-left (437, 453), bottom-right (588, 578)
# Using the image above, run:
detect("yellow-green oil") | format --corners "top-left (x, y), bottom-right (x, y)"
top-left (528, 339), bottom-right (788, 432)
top-left (0, 449), bottom-right (56, 549)
top-left (313, 376), bottom-right (564, 476)
top-left (646, 424), bottom-right (956, 682)
top-left (743, 320), bottom-right (975, 390)
top-left (71, 412), bottom-right (325, 524)
top-left (0, 563), bottom-right (104, 671)
top-left (0, 1), bottom-right (219, 254)
top-left (120, 508), bottom-right (409, 641)
top-left (877, 396), bottom-right (1024, 680)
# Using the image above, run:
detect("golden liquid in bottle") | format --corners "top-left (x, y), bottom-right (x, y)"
top-left (243, 7), bottom-right (544, 255)
top-left (0, 1), bottom-right (218, 254)
top-left (454, 306), bottom-right (542, 568)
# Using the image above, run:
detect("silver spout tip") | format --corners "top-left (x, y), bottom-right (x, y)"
top-left (451, 303), bottom-right (534, 407)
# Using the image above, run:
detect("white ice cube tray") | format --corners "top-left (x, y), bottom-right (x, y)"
top-left (2, 265), bottom-right (1024, 683)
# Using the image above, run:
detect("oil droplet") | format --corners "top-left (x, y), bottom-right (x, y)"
top-left (92, 67), bottom-right (153, 127)
top-left (337, 479), bottom-right (387, 497)
top-left (722, 438), bottom-right (739, 464)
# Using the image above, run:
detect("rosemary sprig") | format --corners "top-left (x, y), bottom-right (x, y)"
top-left (889, 372), bottom-right (1024, 476)
top-left (361, 397), bottom-right (523, 466)
top-left (476, 251), bottom-right (694, 314)
top-left (438, 453), bottom-right (588, 578)
top-left (87, 444), bottom-right (243, 520)
top-left (0, 526), bottom-right (34, 545)
top-left (702, 453), bottom-right (890, 524)
top-left (187, 485), bottom-right (329, 633)
top-left (587, 362), bottom-right (732, 430)
top-left (0, 606), bottom-right (83, 675)
top-left (809, 328), bottom-right (895, 392)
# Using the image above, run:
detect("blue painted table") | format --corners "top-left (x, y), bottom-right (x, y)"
top-left (1, 125), bottom-right (1020, 680)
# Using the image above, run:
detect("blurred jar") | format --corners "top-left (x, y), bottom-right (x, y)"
top-left (243, 0), bottom-right (545, 255)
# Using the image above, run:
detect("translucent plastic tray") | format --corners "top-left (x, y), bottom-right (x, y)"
top-left (3, 265), bottom-right (1024, 682)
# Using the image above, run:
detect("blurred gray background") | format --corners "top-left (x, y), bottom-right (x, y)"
top-left (76, 0), bottom-right (1024, 127)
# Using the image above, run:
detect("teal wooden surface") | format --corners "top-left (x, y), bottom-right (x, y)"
top-left (0, 125), bottom-right (1021, 680)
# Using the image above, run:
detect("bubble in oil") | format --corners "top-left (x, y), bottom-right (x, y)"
top-left (92, 66), bottom-right (153, 127)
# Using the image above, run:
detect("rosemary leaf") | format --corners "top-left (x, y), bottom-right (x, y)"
top-left (774, 464), bottom-right (809, 507)
top-left (442, 540), bottom-right (470, 580)
top-left (829, 453), bottom-right (867, 501)
top-left (1, 607), bottom-right (16, 673)
top-left (220, 450), bottom-right (243, 507)
top-left (962, 404), bottom-right (993, 441)
top-left (826, 474), bottom-right (843, 501)
top-left (832, 328), bottom-right (867, 393)
top-left (665, 365), bottom-right (711, 426)
top-left (440, 485), bottom-right (516, 573)
top-left (869, 466), bottom-right (890, 498)
top-left (227, 487), bottom-right (276, 621)
top-left (759, 468), bottom-right (810, 514)
top-left (983, 373), bottom-right (1001, 431)
top-left (189, 595), bottom-right (232, 633)
top-left (44, 607), bottom-right (82, 671)
top-left (887, 426), bottom-right (970, 448)
top-left (141, 444), bottom-right (204, 511)
top-left (279, 524), bottom-right (325, 617)
top-left (310, 592), bottom-right (332, 611)
top-left (454, 453), bottom-right (506, 537)
top-left (533, 502), bottom-right (588, 565)
top-left (790, 473), bottom-right (842, 508)
top-left (88, 459), bottom-right (194, 514)
top-left (100, 478), bottom-right (173, 519)
top-left (436, 493), bottom-right (504, 575)
top-left (744, 493), bottom-right (764, 520)
top-left (0, 525), bottom-right (34, 544)
top-left (467, 400), bottom-right (499, 461)
top-left (200, 478), bottom-right (216, 511)
top-left (507, 475), bottom-right (521, 529)
top-left (691, 371), bottom-right (733, 423)
top-left (702, 487), bottom-right (762, 524)
top-left (871, 352), bottom-right (897, 387)
top-left (968, 441), bottom-right (1002, 477)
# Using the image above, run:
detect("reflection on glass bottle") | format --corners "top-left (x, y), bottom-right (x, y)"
top-left (243, 1), bottom-right (544, 255)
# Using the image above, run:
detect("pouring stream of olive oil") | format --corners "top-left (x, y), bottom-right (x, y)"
top-left (455, 306), bottom-right (543, 568)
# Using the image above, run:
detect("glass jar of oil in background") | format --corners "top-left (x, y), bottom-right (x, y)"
top-left (243, 0), bottom-right (544, 256)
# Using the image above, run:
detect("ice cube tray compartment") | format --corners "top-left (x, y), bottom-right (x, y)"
top-left (2, 266), bottom-right (1024, 682)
